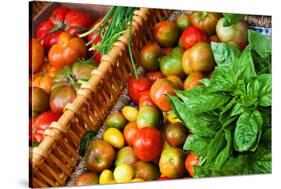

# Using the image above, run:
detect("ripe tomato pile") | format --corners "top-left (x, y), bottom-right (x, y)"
top-left (30, 6), bottom-right (102, 146)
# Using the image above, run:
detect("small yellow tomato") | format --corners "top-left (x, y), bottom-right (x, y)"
top-left (103, 128), bottom-right (125, 149)
top-left (114, 163), bottom-right (134, 183)
top-left (99, 169), bottom-right (115, 184)
top-left (122, 106), bottom-right (139, 122)
top-left (167, 113), bottom-right (182, 124)
top-left (131, 178), bottom-right (144, 182)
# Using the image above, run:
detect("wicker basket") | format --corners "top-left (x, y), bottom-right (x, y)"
top-left (30, 2), bottom-right (271, 188)
top-left (30, 2), bottom-right (172, 187)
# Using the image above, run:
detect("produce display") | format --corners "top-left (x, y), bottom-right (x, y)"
top-left (30, 3), bottom-right (271, 187)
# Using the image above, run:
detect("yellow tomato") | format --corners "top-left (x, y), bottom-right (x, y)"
top-left (99, 169), bottom-right (115, 184)
top-left (114, 163), bottom-right (134, 183)
top-left (131, 178), bottom-right (144, 182)
top-left (103, 128), bottom-right (125, 149)
top-left (122, 106), bottom-right (139, 122)
top-left (167, 113), bottom-right (182, 124)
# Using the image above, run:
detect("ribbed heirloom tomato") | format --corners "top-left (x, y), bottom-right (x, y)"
top-left (133, 127), bottom-right (163, 161)
top-left (32, 63), bottom-right (58, 94)
top-left (36, 6), bottom-right (92, 50)
top-left (48, 32), bottom-right (87, 68)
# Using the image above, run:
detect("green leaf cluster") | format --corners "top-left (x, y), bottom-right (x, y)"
top-left (168, 30), bottom-right (272, 177)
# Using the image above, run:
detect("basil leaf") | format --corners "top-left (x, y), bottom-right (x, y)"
top-left (260, 107), bottom-right (271, 128)
top-left (234, 110), bottom-right (263, 152)
top-left (234, 46), bottom-right (257, 83)
top-left (219, 154), bottom-right (248, 176)
top-left (260, 128), bottom-right (271, 149)
top-left (168, 96), bottom-right (216, 137)
top-left (180, 93), bottom-right (230, 113)
top-left (211, 42), bottom-right (241, 66)
top-left (252, 51), bottom-right (271, 75)
top-left (213, 129), bottom-right (232, 169)
top-left (206, 129), bottom-right (226, 164)
top-left (207, 65), bottom-right (236, 92)
top-left (247, 78), bottom-right (261, 97)
top-left (183, 135), bottom-right (210, 157)
top-left (246, 146), bottom-right (272, 174)
top-left (258, 74), bottom-right (272, 107)
top-left (223, 13), bottom-right (243, 26)
top-left (230, 102), bottom-right (244, 117)
top-left (249, 30), bottom-right (271, 58)
top-left (194, 165), bottom-right (212, 178)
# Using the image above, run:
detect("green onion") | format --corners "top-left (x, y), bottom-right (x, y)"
top-left (79, 6), bottom-right (138, 78)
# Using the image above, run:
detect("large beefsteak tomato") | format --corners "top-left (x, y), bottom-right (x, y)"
top-left (48, 32), bottom-right (87, 68)
top-left (36, 6), bottom-right (92, 50)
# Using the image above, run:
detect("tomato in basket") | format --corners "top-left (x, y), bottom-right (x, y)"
top-left (36, 6), bottom-right (92, 50)
top-left (32, 111), bottom-right (61, 143)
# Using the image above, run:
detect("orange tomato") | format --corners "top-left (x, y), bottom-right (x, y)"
top-left (123, 122), bottom-right (139, 147)
top-left (31, 38), bottom-right (44, 74)
top-left (32, 63), bottom-right (58, 93)
top-left (48, 32), bottom-right (87, 68)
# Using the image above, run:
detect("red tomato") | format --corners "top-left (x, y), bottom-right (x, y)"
top-left (123, 122), bottom-right (139, 147)
top-left (133, 127), bottom-right (163, 161)
top-left (35, 21), bottom-right (63, 50)
top-left (35, 6), bottom-right (92, 50)
top-left (179, 26), bottom-right (208, 49)
top-left (128, 76), bottom-right (152, 104)
top-left (139, 91), bottom-right (155, 108)
top-left (32, 111), bottom-right (61, 143)
top-left (185, 152), bottom-right (200, 177)
top-left (49, 6), bottom-right (70, 25)
top-left (64, 10), bottom-right (93, 36)
top-left (87, 18), bottom-right (104, 63)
